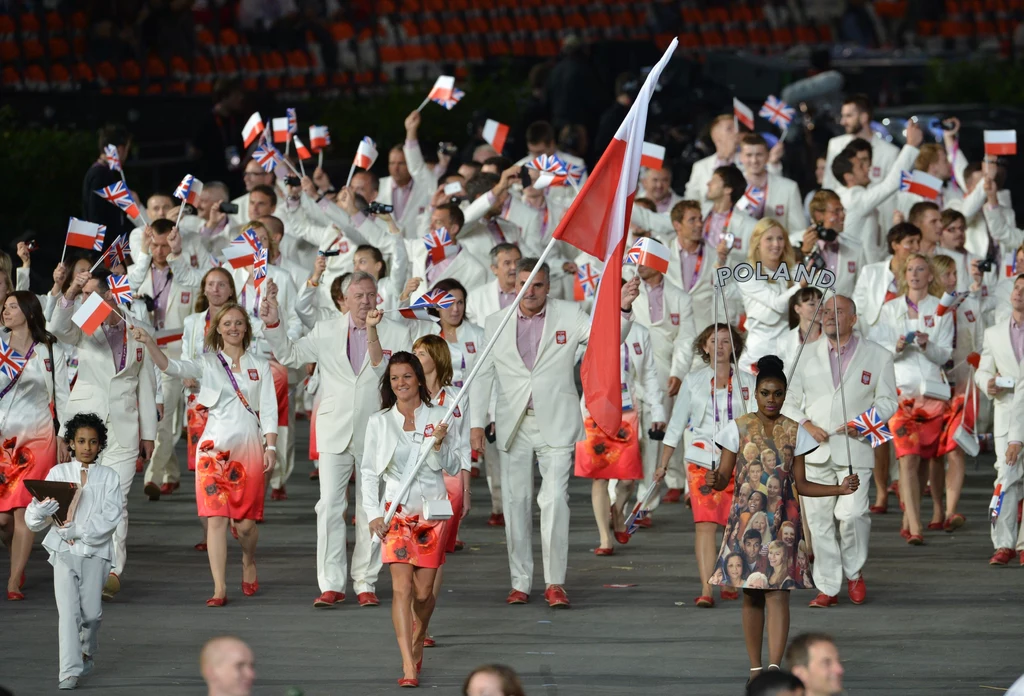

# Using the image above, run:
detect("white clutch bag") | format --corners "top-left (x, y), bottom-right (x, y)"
top-left (921, 375), bottom-right (951, 401)
top-left (684, 438), bottom-right (717, 470)
top-left (952, 371), bottom-right (980, 458)
top-left (422, 498), bottom-right (453, 521)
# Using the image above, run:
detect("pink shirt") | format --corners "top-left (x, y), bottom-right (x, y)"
top-left (1011, 318), bottom-right (1024, 363)
top-left (498, 288), bottom-right (516, 309)
top-left (201, 216), bottom-right (229, 242)
top-left (426, 250), bottom-right (457, 284)
top-left (655, 196), bottom-right (673, 214)
top-left (517, 305), bottom-right (546, 409)
top-left (678, 245), bottom-right (702, 292)
top-left (487, 219), bottom-right (508, 246)
top-left (704, 211), bottom-right (730, 249)
top-left (828, 335), bottom-right (859, 389)
top-left (347, 315), bottom-right (369, 372)
top-left (150, 265), bottom-right (172, 330)
top-left (391, 177), bottom-right (414, 222)
top-left (816, 240), bottom-right (841, 273)
top-left (644, 281), bottom-right (664, 323)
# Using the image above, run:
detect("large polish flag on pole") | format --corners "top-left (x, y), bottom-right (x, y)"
top-left (552, 37), bottom-right (677, 436)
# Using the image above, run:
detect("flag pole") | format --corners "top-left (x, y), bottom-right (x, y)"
top-left (415, 97), bottom-right (431, 113)
top-left (285, 138), bottom-right (291, 158)
top-left (60, 243), bottom-right (68, 266)
top-left (345, 162), bottom-right (357, 187)
top-left (318, 150), bottom-right (323, 170)
top-left (174, 200), bottom-right (187, 229)
top-left (298, 158), bottom-right (306, 178)
top-left (714, 280), bottom-right (747, 415)
top-left (379, 235), bottom-right (562, 530)
top-left (785, 283), bottom-right (829, 383)
top-left (829, 289), bottom-right (855, 477)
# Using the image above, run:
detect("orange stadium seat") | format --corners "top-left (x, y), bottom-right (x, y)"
top-left (442, 36), bottom-right (465, 60)
top-left (69, 11), bottom-right (87, 34)
top-left (240, 54), bottom-right (260, 90)
top-left (220, 28), bottom-right (241, 49)
top-left (96, 60), bottom-right (117, 82)
top-left (488, 35), bottom-right (510, 56)
top-left (0, 40), bottom-right (17, 62)
top-left (330, 21), bottom-right (354, 41)
top-left (24, 64), bottom-right (47, 89)
top-left (22, 38), bottom-right (44, 60)
top-left (422, 16), bottom-right (441, 35)
top-left (146, 55), bottom-right (167, 79)
top-left (193, 55), bottom-right (214, 93)
top-left (285, 50), bottom-right (309, 88)
top-left (121, 59), bottom-right (141, 82)
top-left (465, 37), bottom-right (485, 61)
top-left (48, 36), bottom-right (69, 59)
top-left (72, 61), bottom-right (94, 82)
top-left (20, 12), bottom-right (41, 36)
top-left (2, 66), bottom-right (20, 89)
top-left (49, 63), bottom-right (72, 89)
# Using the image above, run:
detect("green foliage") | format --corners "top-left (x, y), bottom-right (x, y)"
top-left (923, 58), bottom-right (1024, 107)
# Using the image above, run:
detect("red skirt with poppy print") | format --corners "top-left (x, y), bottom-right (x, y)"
top-left (687, 463), bottom-right (734, 526)
top-left (194, 437), bottom-right (265, 520)
top-left (889, 396), bottom-right (951, 459)
top-left (185, 394), bottom-right (209, 472)
top-left (0, 431), bottom-right (56, 511)
top-left (382, 503), bottom-right (447, 569)
top-left (573, 411), bottom-right (642, 480)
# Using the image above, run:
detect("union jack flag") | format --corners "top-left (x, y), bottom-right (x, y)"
top-left (93, 225), bottom-right (107, 251)
top-left (0, 337), bottom-right (27, 380)
top-left (234, 226), bottom-right (263, 253)
top-left (525, 154), bottom-right (569, 188)
top-left (740, 186), bottom-right (765, 213)
top-left (759, 95), bottom-right (796, 129)
top-left (423, 228), bottom-right (457, 266)
top-left (104, 144), bottom-right (122, 171)
top-left (253, 248), bottom-right (268, 290)
top-left (97, 234), bottom-right (131, 268)
top-left (847, 406), bottom-right (894, 448)
top-left (899, 171), bottom-right (913, 192)
top-left (106, 274), bottom-right (133, 305)
top-left (253, 142), bottom-right (279, 172)
top-left (565, 161), bottom-right (587, 187)
top-left (416, 289), bottom-right (456, 309)
top-left (576, 263), bottom-right (601, 298)
top-left (94, 181), bottom-right (141, 220)
top-left (286, 107), bottom-right (298, 135)
top-left (431, 88), bottom-right (465, 110)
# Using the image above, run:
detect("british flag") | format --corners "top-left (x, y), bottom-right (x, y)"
top-left (234, 227), bottom-right (263, 253)
top-left (565, 161), bottom-right (587, 187)
top-left (759, 95), bottom-right (796, 129)
top-left (253, 248), bottom-right (268, 289)
top-left (417, 289), bottom-right (456, 309)
top-left (286, 107), bottom-right (298, 135)
top-left (94, 181), bottom-right (141, 220)
top-left (525, 154), bottom-right (568, 188)
top-left (423, 228), bottom-right (457, 265)
top-left (97, 234), bottom-right (131, 268)
top-left (848, 407), bottom-right (894, 448)
top-left (0, 337), bottom-right (27, 380)
top-left (93, 225), bottom-right (107, 251)
top-left (104, 144), bottom-right (122, 171)
top-left (431, 88), bottom-right (465, 110)
top-left (253, 142), bottom-right (279, 173)
top-left (576, 263), bottom-right (601, 298)
top-left (106, 274), bottom-right (133, 305)
top-left (741, 186), bottom-right (765, 212)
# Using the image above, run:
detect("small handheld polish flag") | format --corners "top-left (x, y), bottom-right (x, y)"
top-left (72, 293), bottom-right (115, 334)
top-left (293, 136), bottom-right (312, 160)
top-left (482, 119), bottom-right (509, 154)
top-left (221, 244), bottom-right (258, 270)
top-left (984, 130), bottom-right (1017, 156)
top-left (935, 291), bottom-right (966, 316)
top-left (734, 97), bottom-right (754, 130)
top-left (640, 142), bottom-right (665, 170)
top-left (625, 237), bottom-right (671, 273)
top-left (353, 137), bottom-right (378, 170)
top-left (427, 75), bottom-right (454, 102)
top-left (272, 118), bottom-right (290, 144)
top-left (173, 174), bottom-right (203, 205)
top-left (309, 126), bottom-right (331, 151)
top-left (242, 112), bottom-right (265, 148)
top-left (899, 170), bottom-right (943, 200)
top-left (65, 218), bottom-right (106, 250)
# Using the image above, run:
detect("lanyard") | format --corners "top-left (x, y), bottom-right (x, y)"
top-left (623, 344), bottom-right (630, 374)
top-left (689, 243), bottom-right (704, 289)
top-left (117, 325), bottom-right (128, 372)
top-left (952, 307), bottom-right (959, 350)
top-left (215, 353), bottom-right (260, 422)
top-left (703, 210), bottom-right (732, 245)
top-left (905, 295), bottom-right (919, 315)
top-left (202, 311), bottom-right (212, 353)
top-left (0, 342), bottom-right (36, 401)
top-left (541, 205), bottom-right (549, 238)
top-left (239, 285), bottom-right (260, 318)
top-left (711, 369), bottom-right (734, 424)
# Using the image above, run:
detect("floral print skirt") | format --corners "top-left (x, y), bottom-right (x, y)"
top-left (195, 437), bottom-right (265, 521)
top-left (382, 503), bottom-right (447, 569)
top-left (0, 432), bottom-right (56, 511)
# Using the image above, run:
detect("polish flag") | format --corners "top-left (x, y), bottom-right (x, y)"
top-left (272, 118), bottom-right (290, 144)
top-left (733, 97), bottom-right (754, 130)
top-left (309, 125), bottom-right (330, 151)
top-left (427, 75), bottom-right (455, 103)
top-left (935, 291), bottom-right (965, 316)
top-left (353, 137), bottom-right (378, 170)
top-left (899, 170), bottom-right (943, 200)
top-left (220, 244), bottom-right (256, 270)
top-left (984, 130), bottom-right (1017, 156)
top-left (242, 112), bottom-right (265, 148)
top-left (293, 136), bottom-right (312, 160)
top-left (155, 328), bottom-right (184, 346)
top-left (72, 293), bottom-right (114, 334)
top-left (551, 38), bottom-right (678, 436)
top-left (640, 142), bottom-right (665, 170)
top-left (482, 119), bottom-right (509, 154)
top-left (66, 218), bottom-right (105, 250)
top-left (173, 174), bottom-right (203, 205)
top-left (625, 237), bottom-right (671, 273)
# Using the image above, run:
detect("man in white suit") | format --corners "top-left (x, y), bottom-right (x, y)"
top-left (466, 243), bottom-right (522, 327)
top-left (785, 295), bottom-right (897, 607)
top-left (262, 272), bottom-right (413, 606)
top-left (470, 259), bottom-right (640, 607)
top-left (639, 166), bottom-right (683, 214)
top-left (126, 219), bottom-right (200, 500)
top-left (378, 111), bottom-right (440, 238)
top-left (48, 267), bottom-right (158, 601)
top-left (796, 190), bottom-right (867, 298)
top-left (894, 143), bottom-right (962, 215)
top-left (738, 133), bottom-right (807, 235)
top-left (684, 114), bottom-right (739, 205)
top-left (408, 202), bottom-right (490, 296)
top-left (458, 174), bottom-right (537, 269)
top-left (228, 159), bottom-right (276, 229)
top-left (976, 276), bottom-right (1024, 565)
top-left (821, 94), bottom-right (901, 196)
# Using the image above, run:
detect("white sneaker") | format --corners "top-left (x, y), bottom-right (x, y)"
top-left (58, 676), bottom-right (78, 690)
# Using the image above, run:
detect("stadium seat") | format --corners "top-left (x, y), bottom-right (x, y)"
top-left (193, 54), bottom-right (214, 93)
top-left (72, 61), bottom-right (94, 83)
top-left (69, 11), bottom-right (87, 35)
top-left (0, 40), bottom-right (17, 62)
top-left (330, 21), bottom-right (354, 41)
top-left (22, 38), bottom-right (44, 60)
top-left (2, 66), bottom-right (21, 89)
top-left (48, 36), bottom-right (69, 60)
top-left (24, 64), bottom-right (47, 90)
top-left (49, 63), bottom-right (73, 90)
top-left (20, 12), bottom-right (41, 37)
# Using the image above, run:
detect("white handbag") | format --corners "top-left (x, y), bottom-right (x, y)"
top-left (684, 437), bottom-right (717, 470)
top-left (921, 373), bottom-right (951, 401)
top-left (952, 369), bottom-right (980, 458)
top-left (422, 497), bottom-right (454, 521)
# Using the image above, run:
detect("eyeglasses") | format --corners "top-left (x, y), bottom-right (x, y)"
top-left (243, 171), bottom-right (266, 178)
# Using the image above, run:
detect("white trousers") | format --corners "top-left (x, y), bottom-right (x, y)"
top-left (98, 437), bottom-right (138, 578)
top-left (144, 373), bottom-right (182, 485)
top-left (485, 436), bottom-right (502, 514)
top-left (803, 462), bottom-right (871, 597)
top-left (991, 434), bottom-right (1024, 551)
top-left (53, 551), bottom-right (109, 680)
top-left (317, 449), bottom-right (381, 594)
top-left (270, 378), bottom-right (301, 490)
top-left (661, 391), bottom-right (686, 490)
top-left (499, 414), bottom-right (574, 594)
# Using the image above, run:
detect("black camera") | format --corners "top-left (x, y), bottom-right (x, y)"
top-left (285, 176), bottom-right (301, 187)
top-left (978, 258), bottom-right (995, 273)
top-left (648, 429), bottom-right (665, 441)
top-left (939, 116), bottom-right (957, 131)
top-left (438, 142), bottom-right (459, 157)
top-left (518, 165), bottom-right (531, 188)
top-left (814, 222), bottom-right (838, 243)
top-left (219, 202), bottom-right (239, 214)
top-left (139, 294), bottom-right (155, 313)
top-left (367, 202), bottom-right (394, 215)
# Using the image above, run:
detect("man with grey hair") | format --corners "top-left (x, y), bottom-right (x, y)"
top-left (261, 271), bottom-right (412, 608)
top-left (470, 258), bottom-right (640, 607)
top-left (782, 294), bottom-right (898, 608)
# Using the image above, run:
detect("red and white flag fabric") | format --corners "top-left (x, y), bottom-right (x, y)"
top-left (575, 263), bottom-right (602, 299)
top-left (94, 181), bottom-right (142, 223)
top-left (734, 97), bottom-right (754, 130)
top-left (309, 125), bottom-right (331, 151)
top-left (482, 119), bottom-right (509, 154)
top-left (936, 291), bottom-right (966, 316)
top-left (427, 75), bottom-right (455, 103)
top-left (66, 217), bottom-right (106, 250)
top-left (155, 328), bottom-right (184, 346)
top-left (293, 136), bottom-right (312, 160)
top-left (640, 142), bottom-right (665, 170)
top-left (173, 174), bottom-right (203, 205)
top-left (286, 107), bottom-right (298, 135)
top-left (759, 95), bottom-right (796, 129)
top-left (984, 130), bottom-right (1017, 156)
top-left (398, 290), bottom-right (454, 321)
top-left (272, 117), bottom-right (290, 144)
top-left (423, 227), bottom-right (457, 266)
top-left (625, 237), bottom-right (671, 273)
top-left (72, 292), bottom-right (115, 334)
top-left (95, 234), bottom-right (130, 269)
top-left (104, 144), bottom-right (122, 172)
top-left (253, 248), bottom-right (268, 290)
top-left (525, 154), bottom-right (568, 189)
top-left (220, 244), bottom-right (257, 270)
top-left (551, 38), bottom-right (678, 435)
top-left (899, 170), bottom-right (942, 200)
top-left (353, 136), bottom-right (378, 170)
top-left (242, 112), bottom-right (265, 149)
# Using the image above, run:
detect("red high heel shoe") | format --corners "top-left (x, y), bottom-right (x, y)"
top-left (398, 677), bottom-right (419, 687)
top-left (7, 591), bottom-right (25, 601)
top-left (242, 578), bottom-right (259, 596)
top-left (206, 596), bottom-right (227, 607)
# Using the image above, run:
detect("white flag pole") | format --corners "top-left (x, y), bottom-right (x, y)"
top-left (298, 158), bottom-right (306, 178)
top-left (379, 235), bottom-right (561, 530)
top-left (284, 137), bottom-right (291, 158)
top-left (714, 281), bottom-right (747, 415)
top-left (829, 289), bottom-right (855, 477)
top-left (318, 150), bottom-right (324, 170)
top-left (415, 96), bottom-right (431, 112)
top-left (174, 199), bottom-right (187, 229)
top-left (345, 162), bottom-right (357, 187)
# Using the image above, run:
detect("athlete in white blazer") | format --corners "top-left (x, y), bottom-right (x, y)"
top-left (784, 296), bottom-right (897, 605)
top-left (379, 113), bottom-right (440, 238)
top-left (974, 276), bottom-right (1024, 560)
top-left (464, 244), bottom-right (521, 328)
top-left (469, 260), bottom-right (639, 606)
top-left (737, 135), bottom-right (807, 235)
top-left (852, 223), bottom-right (923, 328)
top-left (684, 115), bottom-right (740, 205)
top-left (260, 273), bottom-right (413, 606)
top-left (408, 239), bottom-right (490, 299)
top-left (820, 93), bottom-right (901, 196)
top-left (47, 269), bottom-right (158, 597)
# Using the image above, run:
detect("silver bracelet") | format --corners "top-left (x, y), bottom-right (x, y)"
top-left (266, 445), bottom-right (277, 451)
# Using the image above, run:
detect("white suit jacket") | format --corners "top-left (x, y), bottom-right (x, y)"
top-left (868, 294), bottom-right (953, 395)
top-left (628, 205), bottom-right (757, 269)
top-left (631, 279), bottom-right (697, 381)
top-left (130, 225), bottom-right (212, 271)
top-left (458, 216), bottom-right (534, 270)
top-left (470, 298), bottom-right (632, 451)
top-left (465, 278), bottom-right (507, 327)
top-left (783, 338), bottom-right (898, 470)
top-left (264, 316), bottom-right (412, 455)
top-left (663, 365), bottom-right (756, 451)
top-left (758, 173), bottom-right (807, 235)
top-left (378, 141), bottom-right (439, 238)
top-left (822, 133), bottom-right (900, 193)
top-left (48, 299), bottom-right (158, 447)
top-left (684, 154), bottom-right (739, 205)
top-left (126, 256), bottom-right (198, 356)
top-left (408, 245), bottom-right (490, 298)
top-left (975, 318), bottom-right (1024, 437)
top-left (851, 259), bottom-right (897, 327)
top-left (817, 236), bottom-right (866, 299)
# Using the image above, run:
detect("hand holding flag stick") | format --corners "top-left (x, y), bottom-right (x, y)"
top-left (417, 75), bottom-right (456, 112)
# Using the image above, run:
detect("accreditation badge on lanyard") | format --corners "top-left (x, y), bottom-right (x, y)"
top-left (621, 346), bottom-right (634, 411)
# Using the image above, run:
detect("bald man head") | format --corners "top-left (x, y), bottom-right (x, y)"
top-left (201, 636), bottom-right (255, 696)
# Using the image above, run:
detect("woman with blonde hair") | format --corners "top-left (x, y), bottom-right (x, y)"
top-left (738, 219), bottom-right (807, 373)
top-left (869, 253), bottom-right (954, 544)
top-left (766, 540), bottom-right (794, 589)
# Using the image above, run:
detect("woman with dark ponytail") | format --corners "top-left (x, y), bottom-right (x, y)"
top-left (705, 354), bottom-right (859, 682)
